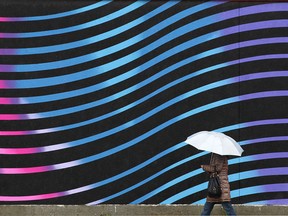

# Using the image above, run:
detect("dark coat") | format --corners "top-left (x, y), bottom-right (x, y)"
top-left (202, 153), bottom-right (231, 202)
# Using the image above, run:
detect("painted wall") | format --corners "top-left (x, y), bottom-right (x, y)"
top-left (0, 0), bottom-right (287, 205)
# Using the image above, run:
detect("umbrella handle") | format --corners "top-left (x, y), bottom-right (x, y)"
top-left (210, 153), bottom-right (213, 164)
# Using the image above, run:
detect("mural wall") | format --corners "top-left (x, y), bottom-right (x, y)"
top-left (0, 0), bottom-right (287, 205)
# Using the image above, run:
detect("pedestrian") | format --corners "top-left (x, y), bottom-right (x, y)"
top-left (200, 153), bottom-right (236, 216)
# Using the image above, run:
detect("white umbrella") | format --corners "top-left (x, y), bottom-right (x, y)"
top-left (185, 131), bottom-right (244, 156)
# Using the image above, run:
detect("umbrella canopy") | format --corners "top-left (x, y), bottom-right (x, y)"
top-left (185, 131), bottom-right (244, 156)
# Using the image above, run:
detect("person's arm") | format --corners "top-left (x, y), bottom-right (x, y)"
top-left (201, 164), bottom-right (216, 173)
top-left (201, 155), bottom-right (225, 173)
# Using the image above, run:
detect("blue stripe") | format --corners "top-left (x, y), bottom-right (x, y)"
top-left (11, 18), bottom-right (278, 72)
top-left (160, 169), bottom-right (288, 204)
top-left (8, 21), bottom-right (288, 88)
top-left (4, 1), bottom-right (111, 21)
top-left (42, 91), bottom-right (287, 157)
top-left (7, 2), bottom-right (224, 72)
top-left (13, 1), bottom-right (219, 54)
top-left (18, 38), bottom-right (287, 104)
top-left (132, 155), bottom-right (288, 204)
top-left (7, 1), bottom-right (150, 38)
top-left (19, 54), bottom-right (288, 122)
top-left (16, 32), bottom-right (222, 98)
top-left (5, 2), bottom-right (285, 55)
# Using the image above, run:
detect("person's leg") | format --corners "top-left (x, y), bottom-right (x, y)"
top-left (221, 202), bottom-right (236, 216)
top-left (201, 202), bottom-right (215, 216)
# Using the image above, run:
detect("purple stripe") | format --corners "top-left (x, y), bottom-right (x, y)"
top-left (224, 37), bottom-right (288, 52)
top-left (258, 199), bottom-right (288, 205)
top-left (240, 37), bottom-right (288, 48)
top-left (243, 136), bottom-right (288, 145)
top-left (241, 20), bottom-right (288, 32)
top-left (0, 49), bottom-right (16, 55)
top-left (219, 3), bottom-right (288, 21)
top-left (258, 167), bottom-right (288, 176)
top-left (240, 54), bottom-right (288, 64)
top-left (239, 90), bottom-right (288, 101)
top-left (240, 71), bottom-right (288, 82)
top-left (261, 183), bottom-right (288, 192)
top-left (240, 3), bottom-right (288, 16)
top-left (251, 152), bottom-right (288, 161)
top-left (0, 65), bottom-right (14, 72)
top-left (221, 20), bottom-right (288, 36)
top-left (243, 119), bottom-right (288, 128)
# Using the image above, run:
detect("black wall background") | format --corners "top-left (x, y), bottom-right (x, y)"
top-left (0, 0), bottom-right (287, 205)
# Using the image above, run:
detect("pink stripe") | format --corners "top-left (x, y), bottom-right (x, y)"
top-left (0, 98), bottom-right (13, 104)
top-left (0, 80), bottom-right (7, 88)
top-left (0, 17), bottom-right (21, 22)
top-left (0, 192), bottom-right (64, 201)
top-left (0, 98), bottom-right (20, 104)
top-left (0, 17), bottom-right (9, 21)
top-left (0, 114), bottom-right (25, 120)
top-left (0, 17), bottom-right (17, 22)
top-left (0, 166), bottom-right (51, 174)
top-left (0, 131), bottom-right (28, 135)
top-left (0, 148), bottom-right (38, 154)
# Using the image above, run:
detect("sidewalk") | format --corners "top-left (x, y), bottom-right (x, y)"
top-left (0, 204), bottom-right (287, 215)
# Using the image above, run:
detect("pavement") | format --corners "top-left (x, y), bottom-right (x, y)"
top-left (0, 204), bottom-right (287, 216)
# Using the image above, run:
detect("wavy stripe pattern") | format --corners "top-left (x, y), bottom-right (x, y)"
top-left (0, 1), bottom-right (287, 205)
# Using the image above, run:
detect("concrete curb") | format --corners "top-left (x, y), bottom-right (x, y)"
top-left (0, 204), bottom-right (287, 215)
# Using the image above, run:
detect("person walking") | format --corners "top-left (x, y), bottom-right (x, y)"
top-left (200, 153), bottom-right (236, 216)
